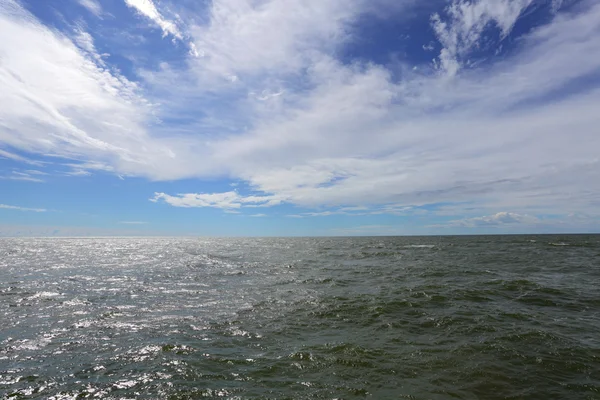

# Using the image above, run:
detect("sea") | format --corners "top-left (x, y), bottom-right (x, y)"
top-left (0, 235), bottom-right (599, 399)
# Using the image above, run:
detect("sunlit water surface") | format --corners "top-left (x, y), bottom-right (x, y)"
top-left (1, 236), bottom-right (599, 399)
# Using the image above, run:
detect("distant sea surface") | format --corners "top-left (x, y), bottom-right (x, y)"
top-left (1, 236), bottom-right (599, 399)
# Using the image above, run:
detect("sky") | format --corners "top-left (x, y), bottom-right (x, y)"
top-left (0, 0), bottom-right (599, 236)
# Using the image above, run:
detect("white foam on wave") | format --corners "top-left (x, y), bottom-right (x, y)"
top-left (11, 335), bottom-right (54, 351)
top-left (119, 345), bottom-right (162, 362)
top-left (62, 298), bottom-right (88, 306)
top-left (105, 321), bottom-right (143, 332)
top-left (404, 245), bottom-right (436, 248)
top-left (0, 376), bottom-right (22, 385)
top-left (73, 319), bottom-right (95, 329)
top-left (112, 379), bottom-right (137, 390)
top-left (28, 291), bottom-right (61, 299)
top-left (115, 305), bottom-right (137, 310)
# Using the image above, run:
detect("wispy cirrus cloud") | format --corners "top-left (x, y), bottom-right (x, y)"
top-left (0, 0), bottom-right (183, 178)
top-left (123, 0), bottom-right (182, 39)
top-left (23, 170), bottom-right (48, 176)
top-left (123, 0), bottom-right (200, 57)
top-left (64, 169), bottom-right (92, 177)
top-left (0, 204), bottom-right (46, 212)
top-left (1, 171), bottom-right (44, 182)
top-left (0, 149), bottom-right (45, 166)
top-left (77, 0), bottom-right (103, 18)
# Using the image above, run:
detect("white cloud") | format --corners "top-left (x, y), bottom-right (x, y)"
top-left (64, 162), bottom-right (115, 173)
top-left (6, 176), bottom-right (43, 182)
top-left (23, 170), bottom-right (47, 175)
top-left (64, 169), bottom-right (92, 177)
top-left (0, 204), bottom-right (46, 212)
top-left (431, 0), bottom-right (534, 76)
top-left (283, 204), bottom-right (414, 218)
top-left (151, 191), bottom-right (283, 210)
top-left (119, 221), bottom-right (147, 224)
top-left (198, 0), bottom-right (600, 216)
top-left (1, 171), bottom-right (44, 182)
top-left (0, 148), bottom-right (44, 166)
top-left (0, 0), bottom-right (192, 180)
top-left (189, 0), bottom-right (361, 79)
top-left (304, 211), bottom-right (338, 217)
top-left (249, 214), bottom-right (267, 217)
top-left (124, 0), bottom-right (183, 39)
top-left (136, 0), bottom-right (600, 221)
top-left (551, 0), bottom-right (564, 13)
top-left (437, 211), bottom-right (600, 232)
top-left (1, 0), bottom-right (600, 225)
top-left (78, 0), bottom-right (103, 17)
top-left (11, 171), bottom-right (40, 178)
top-left (446, 212), bottom-right (540, 227)
top-left (422, 42), bottom-right (435, 51)
top-left (73, 28), bottom-right (101, 61)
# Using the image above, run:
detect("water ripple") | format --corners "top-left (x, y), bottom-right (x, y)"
top-left (1, 235), bottom-right (599, 399)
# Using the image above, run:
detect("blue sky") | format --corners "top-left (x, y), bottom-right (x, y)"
top-left (1, 0), bottom-right (599, 236)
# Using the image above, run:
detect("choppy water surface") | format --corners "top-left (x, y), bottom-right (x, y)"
top-left (1, 236), bottom-right (599, 399)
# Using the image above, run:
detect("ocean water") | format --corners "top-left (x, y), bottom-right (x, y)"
top-left (1, 236), bottom-right (599, 399)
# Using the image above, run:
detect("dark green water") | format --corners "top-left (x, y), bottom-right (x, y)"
top-left (1, 235), bottom-right (599, 399)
